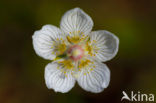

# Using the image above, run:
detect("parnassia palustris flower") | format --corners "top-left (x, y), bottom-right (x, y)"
top-left (32, 8), bottom-right (119, 93)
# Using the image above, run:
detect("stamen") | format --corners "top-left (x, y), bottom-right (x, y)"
top-left (79, 59), bottom-right (92, 69)
top-left (58, 60), bottom-right (74, 70)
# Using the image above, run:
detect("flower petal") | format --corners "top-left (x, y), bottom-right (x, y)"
top-left (60, 8), bottom-right (93, 36)
top-left (32, 25), bottom-right (65, 60)
top-left (45, 62), bottom-right (76, 93)
top-left (89, 30), bottom-right (119, 62)
top-left (77, 62), bottom-right (110, 93)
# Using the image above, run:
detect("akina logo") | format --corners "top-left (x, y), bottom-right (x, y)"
top-left (121, 91), bottom-right (155, 102)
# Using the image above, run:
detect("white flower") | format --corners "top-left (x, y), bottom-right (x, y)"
top-left (32, 8), bottom-right (119, 93)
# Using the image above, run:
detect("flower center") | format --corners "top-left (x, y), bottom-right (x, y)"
top-left (67, 45), bottom-right (84, 61)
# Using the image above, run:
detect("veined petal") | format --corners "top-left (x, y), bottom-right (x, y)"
top-left (77, 61), bottom-right (110, 93)
top-left (88, 30), bottom-right (119, 62)
top-left (60, 8), bottom-right (93, 37)
top-left (45, 62), bottom-right (76, 93)
top-left (32, 25), bottom-right (66, 60)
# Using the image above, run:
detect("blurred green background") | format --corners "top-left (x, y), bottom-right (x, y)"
top-left (0, 0), bottom-right (156, 103)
